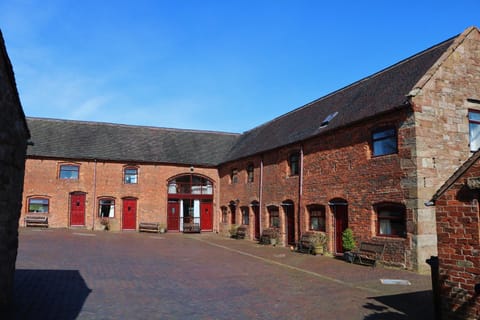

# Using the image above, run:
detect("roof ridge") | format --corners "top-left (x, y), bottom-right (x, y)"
top-left (26, 116), bottom-right (240, 136)
top-left (242, 33), bottom-right (458, 134)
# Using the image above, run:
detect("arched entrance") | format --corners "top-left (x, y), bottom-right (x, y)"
top-left (329, 198), bottom-right (348, 254)
top-left (167, 174), bottom-right (213, 232)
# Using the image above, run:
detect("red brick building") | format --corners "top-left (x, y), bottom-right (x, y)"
top-left (22, 26), bottom-right (480, 273)
top-left (429, 151), bottom-right (480, 319)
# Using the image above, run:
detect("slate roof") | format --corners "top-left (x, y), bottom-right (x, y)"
top-left (26, 32), bottom-right (461, 167)
top-left (26, 118), bottom-right (240, 166)
top-left (222, 35), bottom-right (456, 162)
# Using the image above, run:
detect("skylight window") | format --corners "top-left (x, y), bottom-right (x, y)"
top-left (319, 111), bottom-right (338, 128)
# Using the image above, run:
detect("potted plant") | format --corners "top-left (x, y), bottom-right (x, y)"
top-left (269, 228), bottom-right (279, 246)
top-left (311, 232), bottom-right (328, 255)
top-left (100, 217), bottom-right (110, 231)
top-left (342, 228), bottom-right (356, 262)
top-left (229, 224), bottom-right (239, 238)
top-left (159, 223), bottom-right (166, 233)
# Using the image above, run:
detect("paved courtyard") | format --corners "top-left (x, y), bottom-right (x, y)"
top-left (9, 229), bottom-right (434, 319)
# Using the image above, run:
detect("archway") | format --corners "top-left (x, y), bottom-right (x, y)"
top-left (167, 174), bottom-right (213, 232)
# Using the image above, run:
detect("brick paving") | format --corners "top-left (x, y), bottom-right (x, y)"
top-left (8, 229), bottom-right (434, 319)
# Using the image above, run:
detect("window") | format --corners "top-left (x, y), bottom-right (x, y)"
top-left (231, 169), bottom-right (238, 184)
top-left (268, 206), bottom-right (280, 228)
top-left (241, 207), bottom-right (249, 225)
top-left (469, 110), bottom-right (480, 151)
top-left (376, 204), bottom-right (406, 237)
top-left (99, 199), bottom-right (115, 218)
top-left (289, 152), bottom-right (300, 176)
top-left (59, 164), bottom-right (79, 180)
top-left (308, 205), bottom-right (326, 232)
top-left (28, 198), bottom-right (49, 213)
top-left (124, 167), bottom-right (138, 184)
top-left (247, 164), bottom-right (254, 183)
top-left (372, 127), bottom-right (397, 156)
top-left (221, 207), bottom-right (228, 223)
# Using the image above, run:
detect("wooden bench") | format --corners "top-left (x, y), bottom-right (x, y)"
top-left (24, 215), bottom-right (48, 228)
top-left (296, 232), bottom-right (316, 255)
top-left (231, 225), bottom-right (247, 239)
top-left (352, 242), bottom-right (385, 268)
top-left (259, 227), bottom-right (278, 245)
top-left (139, 222), bottom-right (160, 233)
top-left (183, 223), bottom-right (200, 233)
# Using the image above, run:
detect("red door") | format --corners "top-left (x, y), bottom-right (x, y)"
top-left (253, 205), bottom-right (260, 239)
top-left (200, 202), bottom-right (213, 231)
top-left (333, 204), bottom-right (348, 253)
top-left (285, 205), bottom-right (295, 245)
top-left (122, 198), bottom-right (137, 230)
top-left (70, 193), bottom-right (86, 226)
top-left (167, 201), bottom-right (180, 231)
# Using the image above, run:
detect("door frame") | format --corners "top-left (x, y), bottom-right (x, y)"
top-left (69, 192), bottom-right (86, 226)
top-left (330, 199), bottom-right (348, 254)
top-left (282, 201), bottom-right (295, 245)
top-left (122, 197), bottom-right (137, 230)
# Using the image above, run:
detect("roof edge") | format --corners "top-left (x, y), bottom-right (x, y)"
top-left (411, 26), bottom-right (479, 94)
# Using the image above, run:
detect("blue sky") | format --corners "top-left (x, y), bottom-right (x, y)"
top-left (1, 1), bottom-right (479, 133)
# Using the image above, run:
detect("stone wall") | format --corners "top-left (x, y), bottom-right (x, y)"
top-left (0, 31), bottom-right (29, 310)
top-left (410, 26), bottom-right (480, 273)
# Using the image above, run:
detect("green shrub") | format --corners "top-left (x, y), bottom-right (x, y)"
top-left (342, 228), bottom-right (356, 252)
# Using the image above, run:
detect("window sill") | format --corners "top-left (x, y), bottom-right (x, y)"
top-left (373, 235), bottom-right (406, 241)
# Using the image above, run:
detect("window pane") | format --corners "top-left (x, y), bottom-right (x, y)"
top-left (99, 200), bottom-right (114, 217)
top-left (60, 165), bottom-right (79, 179)
top-left (373, 136), bottom-right (397, 156)
top-left (124, 168), bottom-right (138, 184)
top-left (28, 198), bottom-right (49, 213)
top-left (373, 128), bottom-right (395, 140)
top-left (377, 206), bottom-right (405, 237)
top-left (290, 153), bottom-right (299, 175)
top-left (470, 122), bottom-right (480, 151)
top-left (469, 111), bottom-right (480, 122)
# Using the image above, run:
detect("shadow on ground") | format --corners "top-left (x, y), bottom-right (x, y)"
top-left (363, 290), bottom-right (433, 320)
top-left (3, 269), bottom-right (91, 320)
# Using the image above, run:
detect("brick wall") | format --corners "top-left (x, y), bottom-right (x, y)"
top-left (22, 158), bottom-right (220, 232)
top-left (435, 161), bottom-right (480, 319)
top-left (219, 110), bottom-right (413, 264)
top-left (0, 31), bottom-right (29, 310)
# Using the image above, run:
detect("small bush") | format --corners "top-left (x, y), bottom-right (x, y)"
top-left (342, 228), bottom-right (356, 252)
